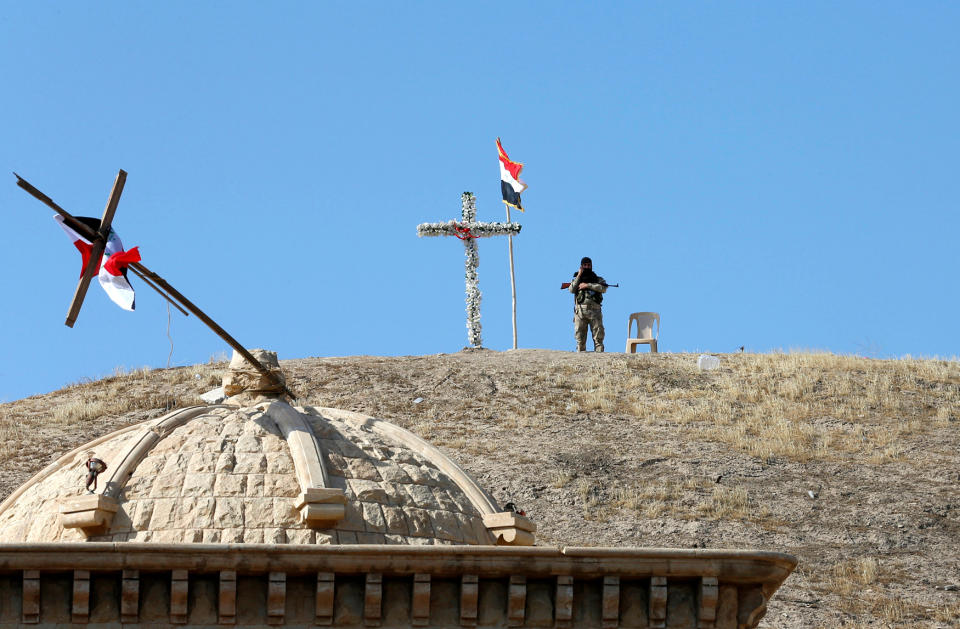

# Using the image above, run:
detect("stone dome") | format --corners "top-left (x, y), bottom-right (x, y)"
top-left (0, 400), bottom-right (523, 547)
top-left (0, 351), bottom-right (795, 629)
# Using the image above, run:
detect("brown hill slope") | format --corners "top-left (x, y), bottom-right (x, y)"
top-left (1, 350), bottom-right (957, 628)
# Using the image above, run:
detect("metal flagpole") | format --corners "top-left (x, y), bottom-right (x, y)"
top-left (505, 204), bottom-right (518, 350)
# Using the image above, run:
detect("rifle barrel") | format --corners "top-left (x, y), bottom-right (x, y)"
top-left (560, 282), bottom-right (618, 289)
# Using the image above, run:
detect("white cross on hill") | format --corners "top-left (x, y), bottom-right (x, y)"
top-left (417, 192), bottom-right (521, 348)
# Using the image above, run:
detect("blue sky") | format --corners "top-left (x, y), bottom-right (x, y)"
top-left (2, 3), bottom-right (958, 401)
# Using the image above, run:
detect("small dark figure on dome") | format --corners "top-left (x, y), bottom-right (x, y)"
top-left (85, 458), bottom-right (107, 493)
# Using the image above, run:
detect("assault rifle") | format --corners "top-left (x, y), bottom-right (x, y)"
top-left (560, 281), bottom-right (619, 289)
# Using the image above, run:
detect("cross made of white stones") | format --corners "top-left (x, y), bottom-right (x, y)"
top-left (417, 192), bottom-right (521, 348)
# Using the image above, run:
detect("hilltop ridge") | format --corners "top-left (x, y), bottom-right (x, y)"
top-left (1, 350), bottom-right (957, 627)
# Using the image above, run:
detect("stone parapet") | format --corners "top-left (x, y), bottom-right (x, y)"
top-left (0, 543), bottom-right (795, 628)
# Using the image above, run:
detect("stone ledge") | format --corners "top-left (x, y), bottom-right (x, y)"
top-left (59, 495), bottom-right (120, 536)
top-left (482, 512), bottom-right (536, 546)
top-left (0, 544), bottom-right (798, 583)
top-left (294, 488), bottom-right (347, 527)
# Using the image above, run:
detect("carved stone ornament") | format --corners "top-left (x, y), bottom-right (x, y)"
top-left (482, 511), bottom-right (536, 546)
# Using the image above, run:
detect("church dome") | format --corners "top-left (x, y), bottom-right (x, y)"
top-left (0, 400), bottom-right (524, 547)
top-left (0, 352), bottom-right (794, 629)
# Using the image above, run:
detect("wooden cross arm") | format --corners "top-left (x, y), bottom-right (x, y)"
top-left (15, 173), bottom-right (99, 242)
top-left (15, 171), bottom-right (294, 399)
top-left (65, 240), bottom-right (106, 328)
top-left (64, 170), bottom-right (126, 327)
top-left (16, 172), bottom-right (188, 319)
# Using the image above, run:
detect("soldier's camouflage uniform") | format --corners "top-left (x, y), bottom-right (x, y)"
top-left (569, 274), bottom-right (606, 352)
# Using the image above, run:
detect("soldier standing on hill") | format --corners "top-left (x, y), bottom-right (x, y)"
top-left (569, 256), bottom-right (606, 352)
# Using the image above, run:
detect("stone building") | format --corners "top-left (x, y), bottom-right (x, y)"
top-left (0, 351), bottom-right (795, 627)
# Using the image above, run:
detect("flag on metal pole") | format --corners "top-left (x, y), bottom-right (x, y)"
top-left (497, 137), bottom-right (527, 211)
top-left (496, 138), bottom-right (526, 350)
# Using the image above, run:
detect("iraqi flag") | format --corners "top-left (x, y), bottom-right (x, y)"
top-left (55, 215), bottom-right (141, 311)
top-left (497, 138), bottom-right (527, 211)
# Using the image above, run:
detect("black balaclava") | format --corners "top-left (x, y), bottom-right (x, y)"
top-left (577, 257), bottom-right (599, 284)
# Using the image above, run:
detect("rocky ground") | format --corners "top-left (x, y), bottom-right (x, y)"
top-left (1, 349), bottom-right (958, 628)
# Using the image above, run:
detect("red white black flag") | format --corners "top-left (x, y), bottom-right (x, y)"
top-left (497, 138), bottom-right (527, 211)
top-left (55, 215), bottom-right (140, 311)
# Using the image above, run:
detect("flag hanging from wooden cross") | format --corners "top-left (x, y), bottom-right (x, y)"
top-left (54, 215), bottom-right (141, 311)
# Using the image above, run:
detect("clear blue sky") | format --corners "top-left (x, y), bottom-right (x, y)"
top-left (2, 3), bottom-right (958, 401)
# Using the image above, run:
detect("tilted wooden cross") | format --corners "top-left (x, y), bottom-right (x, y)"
top-left (417, 192), bottom-right (521, 348)
top-left (15, 170), bottom-right (292, 396)
top-left (64, 170), bottom-right (126, 328)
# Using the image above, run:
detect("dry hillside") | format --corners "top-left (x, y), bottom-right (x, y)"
top-left (1, 350), bottom-right (958, 628)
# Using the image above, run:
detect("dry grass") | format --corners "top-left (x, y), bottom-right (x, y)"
top-left (698, 485), bottom-right (751, 519)
top-left (551, 470), bottom-right (574, 489)
top-left (817, 556), bottom-right (960, 625)
top-left (570, 351), bottom-right (960, 466)
top-left (609, 479), bottom-right (768, 522)
top-left (831, 592), bottom-right (960, 628)
top-left (611, 476), bottom-right (712, 519)
top-left (0, 362), bottom-right (225, 460)
top-left (0, 418), bottom-right (27, 459)
top-left (2, 349), bottom-right (958, 628)
top-left (825, 557), bottom-right (880, 596)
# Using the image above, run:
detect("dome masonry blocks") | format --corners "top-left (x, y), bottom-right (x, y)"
top-left (3, 368), bottom-right (502, 546)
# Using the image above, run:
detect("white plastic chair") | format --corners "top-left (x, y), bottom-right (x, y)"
top-left (626, 312), bottom-right (659, 353)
